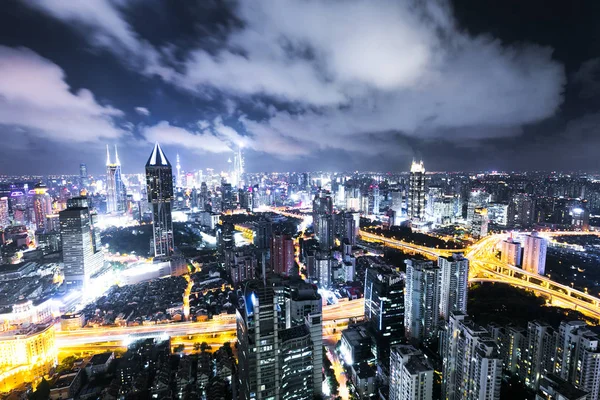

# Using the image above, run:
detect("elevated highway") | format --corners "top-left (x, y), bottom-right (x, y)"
top-left (359, 229), bottom-right (600, 321)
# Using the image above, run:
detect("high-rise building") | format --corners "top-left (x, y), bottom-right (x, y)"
top-left (33, 183), bottom-right (52, 231)
top-left (470, 207), bottom-right (488, 239)
top-left (341, 211), bottom-right (359, 245)
top-left (106, 145), bottom-right (126, 214)
top-left (176, 153), bottom-right (182, 188)
top-left (508, 193), bottom-right (535, 228)
top-left (389, 345), bottom-right (434, 400)
top-left (315, 214), bottom-right (334, 250)
top-left (59, 196), bottom-right (103, 288)
top-left (145, 143), bottom-right (174, 257)
top-left (441, 312), bottom-right (503, 400)
top-left (312, 190), bottom-right (333, 238)
top-left (237, 283), bottom-right (320, 400)
top-left (408, 161), bottom-right (426, 221)
top-left (404, 259), bottom-right (440, 343)
top-left (438, 253), bottom-right (469, 321)
top-left (79, 163), bottom-right (88, 187)
top-left (314, 252), bottom-right (333, 288)
top-left (254, 217), bottom-right (272, 250)
top-left (271, 234), bottom-right (295, 277)
top-left (364, 266), bottom-right (405, 365)
top-left (0, 196), bottom-right (9, 228)
top-left (524, 321), bottom-right (556, 390)
top-left (554, 321), bottom-right (600, 400)
top-left (500, 237), bottom-right (522, 266)
top-left (522, 232), bottom-right (547, 275)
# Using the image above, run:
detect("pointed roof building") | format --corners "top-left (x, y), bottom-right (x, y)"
top-left (146, 142), bottom-right (171, 167)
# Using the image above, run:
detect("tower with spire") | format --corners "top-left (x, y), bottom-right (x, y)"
top-left (105, 145), bottom-right (127, 214)
top-left (146, 143), bottom-right (174, 257)
top-left (176, 153), bottom-right (182, 188)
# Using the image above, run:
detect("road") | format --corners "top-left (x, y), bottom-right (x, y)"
top-left (56, 298), bottom-right (365, 348)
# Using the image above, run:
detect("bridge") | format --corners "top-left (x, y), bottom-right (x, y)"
top-left (359, 229), bottom-right (600, 321)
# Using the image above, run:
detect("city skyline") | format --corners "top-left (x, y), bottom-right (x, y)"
top-left (0, 0), bottom-right (599, 175)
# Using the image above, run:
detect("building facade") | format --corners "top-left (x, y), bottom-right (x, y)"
top-left (145, 143), bottom-right (174, 257)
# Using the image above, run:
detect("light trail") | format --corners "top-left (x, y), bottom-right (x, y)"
top-left (56, 299), bottom-right (365, 348)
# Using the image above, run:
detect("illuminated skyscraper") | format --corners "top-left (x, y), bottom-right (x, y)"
top-left (404, 259), bottom-right (440, 343)
top-left (106, 145), bottom-right (127, 213)
top-left (145, 143), bottom-right (174, 257)
top-left (59, 196), bottom-right (103, 288)
top-left (79, 163), bottom-right (88, 187)
top-left (33, 183), bottom-right (52, 231)
top-left (408, 160), bottom-right (426, 221)
top-left (176, 153), bottom-right (182, 188)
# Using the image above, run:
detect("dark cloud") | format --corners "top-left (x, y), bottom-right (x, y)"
top-left (0, 0), bottom-right (596, 173)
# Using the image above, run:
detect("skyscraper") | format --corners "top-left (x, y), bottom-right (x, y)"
top-left (364, 265), bottom-right (405, 365)
top-left (79, 163), bottom-right (88, 187)
top-left (389, 345), bottom-right (434, 400)
top-left (145, 143), bottom-right (174, 257)
top-left (270, 234), bottom-right (295, 276)
top-left (522, 231), bottom-right (547, 275)
top-left (404, 259), bottom-right (440, 343)
top-left (106, 145), bottom-right (126, 214)
top-left (408, 160), bottom-right (426, 222)
top-left (59, 196), bottom-right (103, 288)
top-left (438, 253), bottom-right (469, 321)
top-left (237, 282), bottom-right (320, 400)
top-left (32, 183), bottom-right (52, 232)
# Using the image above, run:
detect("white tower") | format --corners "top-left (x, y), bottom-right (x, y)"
top-left (176, 153), bottom-right (181, 188)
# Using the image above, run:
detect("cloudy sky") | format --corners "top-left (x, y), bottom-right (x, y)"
top-left (0, 0), bottom-right (598, 174)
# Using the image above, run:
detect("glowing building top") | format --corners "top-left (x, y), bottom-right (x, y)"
top-left (410, 160), bottom-right (425, 174)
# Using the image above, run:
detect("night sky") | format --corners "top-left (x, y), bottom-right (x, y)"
top-left (0, 0), bottom-right (598, 175)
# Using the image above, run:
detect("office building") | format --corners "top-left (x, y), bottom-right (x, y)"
top-left (59, 196), bottom-right (103, 288)
top-left (271, 234), bottom-right (295, 277)
top-left (438, 253), bottom-right (469, 321)
top-left (522, 232), bottom-right (547, 275)
top-left (237, 283), bottom-right (319, 400)
top-left (312, 190), bottom-right (333, 242)
top-left (389, 345), bottom-right (434, 400)
top-left (470, 207), bottom-right (488, 239)
top-left (145, 143), bottom-right (174, 257)
top-left (314, 252), bottom-right (333, 288)
top-left (106, 145), bottom-right (126, 214)
top-left (341, 211), bottom-right (358, 245)
top-left (364, 266), bottom-right (404, 364)
top-left (487, 203), bottom-right (508, 226)
top-left (408, 160), bottom-right (426, 221)
top-left (32, 184), bottom-right (52, 231)
top-left (315, 214), bottom-right (334, 250)
top-left (79, 163), bottom-right (88, 187)
top-left (508, 193), bottom-right (535, 228)
top-left (441, 312), bottom-right (502, 400)
top-left (500, 237), bottom-right (522, 266)
top-left (404, 259), bottom-right (440, 343)
top-left (467, 190), bottom-right (490, 223)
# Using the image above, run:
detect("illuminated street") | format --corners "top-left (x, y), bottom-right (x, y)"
top-left (361, 229), bottom-right (600, 321)
top-left (56, 299), bottom-right (365, 349)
